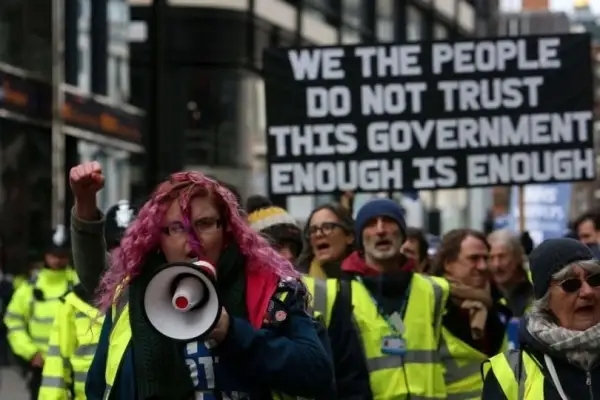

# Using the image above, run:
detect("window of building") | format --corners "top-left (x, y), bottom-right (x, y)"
top-left (77, 0), bottom-right (91, 92)
top-left (0, 1), bottom-right (51, 77)
top-left (304, 0), bottom-right (335, 24)
top-left (107, 0), bottom-right (130, 103)
top-left (434, 23), bottom-right (449, 39)
top-left (77, 33), bottom-right (91, 92)
top-left (342, 0), bottom-right (369, 39)
top-left (407, 5), bottom-right (423, 42)
top-left (182, 69), bottom-right (251, 168)
top-left (376, 0), bottom-right (395, 42)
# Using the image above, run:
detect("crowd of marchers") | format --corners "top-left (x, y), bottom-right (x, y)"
top-left (0, 161), bottom-right (600, 399)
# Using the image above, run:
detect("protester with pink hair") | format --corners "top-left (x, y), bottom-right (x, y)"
top-left (69, 162), bottom-right (334, 400)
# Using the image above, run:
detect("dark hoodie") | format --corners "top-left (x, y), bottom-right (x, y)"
top-left (482, 316), bottom-right (600, 399)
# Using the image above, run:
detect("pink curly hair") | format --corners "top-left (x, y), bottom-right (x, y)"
top-left (97, 171), bottom-right (300, 312)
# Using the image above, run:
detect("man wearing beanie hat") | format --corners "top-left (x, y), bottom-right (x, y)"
top-left (483, 238), bottom-right (600, 399)
top-left (342, 198), bottom-right (411, 276)
top-left (338, 198), bottom-right (450, 399)
top-left (246, 195), bottom-right (303, 263)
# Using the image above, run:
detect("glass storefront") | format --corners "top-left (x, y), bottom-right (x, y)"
top-left (0, 120), bottom-right (51, 272)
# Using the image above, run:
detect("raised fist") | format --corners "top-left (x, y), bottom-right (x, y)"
top-left (69, 161), bottom-right (104, 201)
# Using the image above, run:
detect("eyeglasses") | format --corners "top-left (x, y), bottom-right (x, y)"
top-left (161, 217), bottom-right (222, 236)
top-left (558, 273), bottom-right (600, 293)
top-left (306, 222), bottom-right (345, 239)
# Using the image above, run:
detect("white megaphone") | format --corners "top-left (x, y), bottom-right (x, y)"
top-left (143, 259), bottom-right (221, 341)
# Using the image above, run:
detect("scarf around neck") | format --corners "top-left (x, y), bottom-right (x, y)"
top-left (527, 310), bottom-right (600, 370)
top-left (129, 243), bottom-right (248, 400)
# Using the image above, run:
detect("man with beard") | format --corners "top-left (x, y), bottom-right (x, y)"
top-left (339, 199), bottom-right (449, 399)
top-left (433, 229), bottom-right (510, 400)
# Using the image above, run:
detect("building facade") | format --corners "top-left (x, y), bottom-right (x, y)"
top-left (129, 0), bottom-right (494, 225)
top-left (0, 0), bottom-right (143, 272)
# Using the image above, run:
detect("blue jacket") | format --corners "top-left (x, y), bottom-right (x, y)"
top-left (86, 289), bottom-right (335, 399)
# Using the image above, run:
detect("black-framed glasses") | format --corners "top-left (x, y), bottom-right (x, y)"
top-left (161, 217), bottom-right (222, 236)
top-left (558, 273), bottom-right (600, 293)
top-left (306, 222), bottom-right (345, 238)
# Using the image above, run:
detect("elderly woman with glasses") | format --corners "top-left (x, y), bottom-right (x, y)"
top-left (482, 238), bottom-right (600, 399)
top-left (68, 162), bottom-right (334, 400)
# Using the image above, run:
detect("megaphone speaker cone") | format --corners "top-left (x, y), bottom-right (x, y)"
top-left (143, 262), bottom-right (221, 341)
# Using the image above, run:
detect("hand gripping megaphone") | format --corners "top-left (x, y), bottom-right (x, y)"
top-left (143, 260), bottom-right (221, 341)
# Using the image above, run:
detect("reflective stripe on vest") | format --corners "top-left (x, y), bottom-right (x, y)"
top-left (352, 273), bottom-right (449, 399)
top-left (41, 292), bottom-right (102, 399)
top-left (103, 289), bottom-right (130, 400)
top-left (302, 276), bottom-right (337, 327)
top-left (486, 350), bottom-right (545, 400)
top-left (440, 326), bottom-right (507, 400)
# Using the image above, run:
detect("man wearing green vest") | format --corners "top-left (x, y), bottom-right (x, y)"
top-left (433, 229), bottom-right (510, 400)
top-left (336, 198), bottom-right (449, 399)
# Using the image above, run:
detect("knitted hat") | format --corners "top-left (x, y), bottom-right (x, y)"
top-left (354, 198), bottom-right (406, 249)
top-left (529, 238), bottom-right (595, 299)
top-left (246, 195), bottom-right (302, 257)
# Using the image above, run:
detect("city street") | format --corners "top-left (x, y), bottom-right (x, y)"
top-left (0, 367), bottom-right (28, 400)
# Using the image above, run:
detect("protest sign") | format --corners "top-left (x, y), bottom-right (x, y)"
top-left (263, 34), bottom-right (594, 196)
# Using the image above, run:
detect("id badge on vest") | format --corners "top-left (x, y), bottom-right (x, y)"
top-left (381, 311), bottom-right (407, 356)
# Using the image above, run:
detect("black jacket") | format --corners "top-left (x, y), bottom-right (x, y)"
top-left (482, 316), bottom-right (600, 399)
top-left (326, 277), bottom-right (373, 399)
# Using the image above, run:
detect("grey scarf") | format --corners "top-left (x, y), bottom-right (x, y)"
top-left (527, 310), bottom-right (600, 370)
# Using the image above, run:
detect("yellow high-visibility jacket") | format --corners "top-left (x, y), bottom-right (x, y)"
top-left (39, 290), bottom-right (103, 400)
top-left (3, 267), bottom-right (78, 362)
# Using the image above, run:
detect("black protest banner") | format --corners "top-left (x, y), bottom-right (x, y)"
top-left (263, 33), bottom-right (595, 196)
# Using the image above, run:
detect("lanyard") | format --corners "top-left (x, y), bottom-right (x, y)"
top-left (356, 276), bottom-right (411, 335)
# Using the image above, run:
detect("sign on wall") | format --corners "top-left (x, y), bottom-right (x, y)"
top-left (263, 34), bottom-right (595, 196)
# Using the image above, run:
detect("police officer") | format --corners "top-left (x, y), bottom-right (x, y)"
top-left (38, 200), bottom-right (137, 400)
top-left (3, 225), bottom-right (78, 400)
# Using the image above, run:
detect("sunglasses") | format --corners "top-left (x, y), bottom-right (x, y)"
top-left (558, 273), bottom-right (600, 293)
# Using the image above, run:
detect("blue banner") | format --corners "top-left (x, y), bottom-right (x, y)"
top-left (509, 183), bottom-right (572, 244)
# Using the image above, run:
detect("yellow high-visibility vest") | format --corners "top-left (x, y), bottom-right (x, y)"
top-left (4, 268), bottom-right (78, 361)
top-left (440, 327), bottom-right (508, 400)
top-left (39, 291), bottom-right (103, 399)
top-left (483, 350), bottom-right (545, 399)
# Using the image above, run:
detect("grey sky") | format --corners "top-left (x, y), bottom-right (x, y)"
top-left (550, 0), bottom-right (598, 12)
top-left (501, 0), bottom-right (600, 12)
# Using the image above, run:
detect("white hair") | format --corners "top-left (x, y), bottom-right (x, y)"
top-left (532, 259), bottom-right (600, 311)
top-left (488, 229), bottom-right (524, 258)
